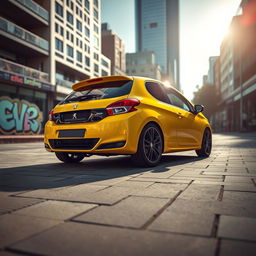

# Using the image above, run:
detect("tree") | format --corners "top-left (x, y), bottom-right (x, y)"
top-left (192, 84), bottom-right (220, 119)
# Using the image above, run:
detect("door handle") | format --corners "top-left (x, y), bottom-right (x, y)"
top-left (177, 112), bottom-right (184, 118)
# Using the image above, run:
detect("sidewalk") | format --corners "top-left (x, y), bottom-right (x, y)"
top-left (0, 135), bottom-right (44, 144)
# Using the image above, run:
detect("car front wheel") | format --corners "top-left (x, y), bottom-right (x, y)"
top-left (131, 123), bottom-right (163, 167)
top-left (196, 129), bottom-right (212, 157)
top-left (55, 152), bottom-right (85, 163)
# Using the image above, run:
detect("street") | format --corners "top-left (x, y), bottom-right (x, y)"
top-left (0, 133), bottom-right (256, 256)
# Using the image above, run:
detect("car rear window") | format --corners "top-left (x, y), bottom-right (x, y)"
top-left (60, 80), bottom-right (133, 104)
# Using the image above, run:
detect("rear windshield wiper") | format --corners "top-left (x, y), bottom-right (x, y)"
top-left (64, 94), bottom-right (102, 103)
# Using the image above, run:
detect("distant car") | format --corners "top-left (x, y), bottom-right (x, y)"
top-left (44, 76), bottom-right (212, 167)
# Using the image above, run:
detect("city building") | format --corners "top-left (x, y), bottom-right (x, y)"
top-left (0, 0), bottom-right (110, 135)
top-left (202, 75), bottom-right (208, 85)
top-left (135, 0), bottom-right (180, 89)
top-left (126, 51), bottom-right (161, 80)
top-left (213, 0), bottom-right (256, 132)
top-left (101, 23), bottom-right (125, 75)
top-left (207, 56), bottom-right (218, 85)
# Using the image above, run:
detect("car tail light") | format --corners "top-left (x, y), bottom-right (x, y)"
top-left (106, 99), bottom-right (140, 116)
top-left (49, 109), bottom-right (54, 121)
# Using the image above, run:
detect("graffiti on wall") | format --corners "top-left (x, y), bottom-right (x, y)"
top-left (0, 97), bottom-right (42, 135)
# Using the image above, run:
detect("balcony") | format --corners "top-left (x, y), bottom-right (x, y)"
top-left (15, 0), bottom-right (48, 21)
top-left (0, 57), bottom-right (49, 82)
top-left (56, 78), bottom-right (74, 88)
top-left (0, 0), bottom-right (49, 27)
top-left (0, 17), bottom-right (49, 55)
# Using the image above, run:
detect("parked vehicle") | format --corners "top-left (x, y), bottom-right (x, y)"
top-left (44, 76), bottom-right (212, 167)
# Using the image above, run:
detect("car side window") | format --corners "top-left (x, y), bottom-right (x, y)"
top-left (166, 90), bottom-right (191, 112)
top-left (145, 82), bottom-right (170, 104)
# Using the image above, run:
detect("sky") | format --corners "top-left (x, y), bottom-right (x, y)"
top-left (101, 0), bottom-right (241, 100)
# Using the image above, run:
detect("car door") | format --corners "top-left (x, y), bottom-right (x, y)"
top-left (165, 89), bottom-right (201, 147)
top-left (144, 82), bottom-right (179, 149)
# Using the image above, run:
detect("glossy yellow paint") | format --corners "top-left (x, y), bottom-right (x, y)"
top-left (44, 76), bottom-right (211, 154)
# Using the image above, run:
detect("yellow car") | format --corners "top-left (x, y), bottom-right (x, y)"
top-left (44, 76), bottom-right (212, 167)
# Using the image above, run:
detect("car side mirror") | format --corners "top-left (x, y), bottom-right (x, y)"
top-left (194, 104), bottom-right (204, 114)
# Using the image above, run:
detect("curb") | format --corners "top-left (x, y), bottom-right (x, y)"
top-left (0, 135), bottom-right (44, 144)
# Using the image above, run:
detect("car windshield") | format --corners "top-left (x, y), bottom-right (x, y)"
top-left (60, 80), bottom-right (133, 104)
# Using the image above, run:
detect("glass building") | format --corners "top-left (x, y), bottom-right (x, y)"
top-left (135, 0), bottom-right (180, 89)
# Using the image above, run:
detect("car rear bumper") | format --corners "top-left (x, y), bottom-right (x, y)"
top-left (44, 111), bottom-right (142, 154)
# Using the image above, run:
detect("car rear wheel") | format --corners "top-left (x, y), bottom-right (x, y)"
top-left (55, 152), bottom-right (85, 163)
top-left (131, 123), bottom-right (163, 167)
top-left (196, 129), bottom-right (212, 157)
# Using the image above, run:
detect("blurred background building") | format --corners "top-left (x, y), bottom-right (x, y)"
top-left (0, 0), bottom-right (111, 135)
top-left (126, 51), bottom-right (161, 80)
top-left (195, 0), bottom-right (256, 132)
top-left (101, 23), bottom-right (126, 76)
top-left (135, 0), bottom-right (180, 89)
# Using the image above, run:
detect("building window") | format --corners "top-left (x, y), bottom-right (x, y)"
top-left (55, 38), bottom-right (63, 52)
top-left (85, 0), bottom-right (90, 10)
top-left (94, 0), bottom-right (98, 7)
top-left (94, 35), bottom-right (99, 48)
top-left (76, 50), bottom-right (82, 62)
top-left (66, 0), bottom-right (74, 10)
top-left (94, 63), bottom-right (99, 73)
top-left (55, 23), bottom-right (58, 33)
top-left (76, 19), bottom-right (82, 32)
top-left (85, 56), bottom-right (90, 67)
top-left (93, 8), bottom-right (98, 20)
top-left (94, 53), bottom-right (99, 61)
top-left (55, 2), bottom-right (63, 17)
top-left (67, 11), bottom-right (73, 25)
top-left (67, 45), bottom-right (74, 57)
top-left (150, 22), bottom-right (158, 28)
top-left (93, 24), bottom-right (98, 34)
top-left (101, 59), bottom-right (109, 68)
top-left (102, 70), bottom-right (108, 76)
top-left (60, 26), bottom-right (64, 36)
top-left (84, 26), bottom-right (90, 37)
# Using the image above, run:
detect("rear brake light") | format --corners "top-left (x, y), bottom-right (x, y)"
top-left (49, 109), bottom-right (54, 121)
top-left (106, 99), bottom-right (140, 116)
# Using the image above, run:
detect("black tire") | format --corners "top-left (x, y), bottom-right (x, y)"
top-left (55, 152), bottom-right (85, 163)
top-left (196, 129), bottom-right (212, 157)
top-left (131, 123), bottom-right (163, 167)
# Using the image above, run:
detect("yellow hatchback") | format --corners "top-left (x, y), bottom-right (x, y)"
top-left (44, 76), bottom-right (212, 167)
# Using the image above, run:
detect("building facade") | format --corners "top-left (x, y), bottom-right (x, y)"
top-left (101, 23), bottom-right (125, 75)
top-left (0, 0), bottom-right (110, 135)
top-left (213, 0), bottom-right (256, 132)
top-left (135, 0), bottom-right (180, 89)
top-left (126, 51), bottom-right (161, 80)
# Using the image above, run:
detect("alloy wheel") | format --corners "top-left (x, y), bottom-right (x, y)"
top-left (143, 127), bottom-right (162, 163)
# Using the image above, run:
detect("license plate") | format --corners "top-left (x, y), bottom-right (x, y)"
top-left (58, 129), bottom-right (85, 138)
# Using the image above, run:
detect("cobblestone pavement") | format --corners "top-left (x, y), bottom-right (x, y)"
top-left (0, 133), bottom-right (255, 256)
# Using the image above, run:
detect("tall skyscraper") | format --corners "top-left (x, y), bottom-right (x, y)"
top-left (135, 0), bottom-right (180, 89)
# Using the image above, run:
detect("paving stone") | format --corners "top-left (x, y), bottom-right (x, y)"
top-left (218, 215), bottom-right (256, 241)
top-left (131, 177), bottom-right (192, 184)
top-left (224, 176), bottom-right (254, 183)
top-left (223, 191), bottom-right (256, 202)
top-left (149, 199), bottom-right (215, 236)
top-left (131, 183), bottom-right (186, 198)
top-left (75, 196), bottom-right (169, 228)
top-left (219, 239), bottom-right (256, 256)
top-left (0, 196), bottom-right (42, 215)
top-left (224, 184), bottom-right (256, 192)
top-left (14, 200), bottom-right (97, 220)
top-left (0, 214), bottom-right (59, 248)
top-left (10, 222), bottom-right (216, 256)
top-left (17, 184), bottom-right (107, 202)
top-left (114, 180), bottom-right (154, 188)
top-left (179, 184), bottom-right (221, 201)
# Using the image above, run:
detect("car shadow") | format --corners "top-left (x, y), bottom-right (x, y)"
top-left (0, 154), bottom-right (203, 192)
